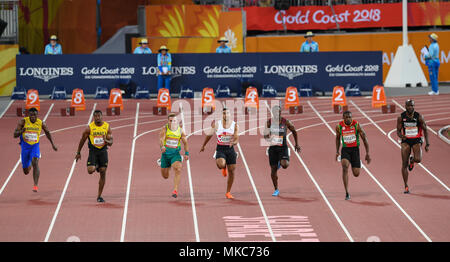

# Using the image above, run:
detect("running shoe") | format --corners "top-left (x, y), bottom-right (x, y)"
top-left (222, 168), bottom-right (227, 177)
top-left (404, 187), bottom-right (410, 194)
top-left (157, 158), bottom-right (161, 167)
top-left (272, 189), bottom-right (280, 197)
top-left (32, 186), bottom-right (38, 192)
top-left (225, 192), bottom-right (234, 199)
top-left (172, 190), bottom-right (178, 198)
top-left (408, 156), bottom-right (414, 171)
top-left (97, 196), bottom-right (105, 202)
top-left (345, 193), bottom-right (351, 200)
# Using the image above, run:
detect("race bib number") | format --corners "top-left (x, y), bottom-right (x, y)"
top-left (270, 135), bottom-right (283, 146)
top-left (218, 135), bottom-right (232, 145)
top-left (343, 134), bottom-right (356, 144)
top-left (165, 138), bottom-right (179, 148)
top-left (24, 132), bottom-right (38, 143)
top-left (93, 136), bottom-right (105, 146)
top-left (405, 127), bottom-right (418, 138)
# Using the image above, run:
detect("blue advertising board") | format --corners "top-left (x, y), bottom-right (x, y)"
top-left (16, 52), bottom-right (382, 95)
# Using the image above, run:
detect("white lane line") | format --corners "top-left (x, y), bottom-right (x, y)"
top-left (392, 99), bottom-right (437, 135)
top-left (438, 125), bottom-right (450, 145)
top-left (265, 101), bottom-right (353, 242)
top-left (0, 100), bottom-right (14, 119)
top-left (0, 103), bottom-right (54, 196)
top-left (236, 142), bottom-right (276, 242)
top-left (44, 103), bottom-right (97, 242)
top-left (180, 104), bottom-right (200, 242)
top-left (308, 100), bottom-right (433, 242)
top-left (351, 100), bottom-right (450, 192)
top-left (120, 103), bottom-right (140, 242)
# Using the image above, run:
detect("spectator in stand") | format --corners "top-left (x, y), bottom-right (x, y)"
top-left (44, 35), bottom-right (63, 55)
top-left (425, 33), bottom-right (440, 95)
top-left (157, 45), bottom-right (172, 92)
top-left (300, 31), bottom-right (319, 53)
top-left (216, 37), bottom-right (231, 53)
top-left (133, 38), bottom-right (152, 54)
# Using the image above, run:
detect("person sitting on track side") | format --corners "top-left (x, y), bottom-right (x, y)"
top-left (13, 107), bottom-right (58, 192)
top-left (75, 110), bottom-right (113, 203)
top-left (396, 99), bottom-right (430, 194)
top-left (335, 111), bottom-right (371, 200)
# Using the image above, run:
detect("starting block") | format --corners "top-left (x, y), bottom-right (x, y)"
top-left (153, 106), bottom-right (167, 115)
top-left (60, 107), bottom-right (75, 116)
top-left (107, 107), bottom-right (121, 116)
top-left (202, 106), bottom-right (214, 115)
top-left (381, 104), bottom-right (396, 114)
top-left (333, 104), bottom-right (348, 114)
top-left (16, 107), bottom-right (28, 117)
top-left (289, 105), bottom-right (303, 114)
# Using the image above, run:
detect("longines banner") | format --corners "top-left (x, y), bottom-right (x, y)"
top-left (232, 2), bottom-right (450, 31)
top-left (16, 52), bottom-right (382, 95)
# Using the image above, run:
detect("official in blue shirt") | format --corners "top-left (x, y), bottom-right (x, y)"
top-left (216, 37), bottom-right (231, 53)
top-left (44, 35), bottom-right (63, 55)
top-left (425, 33), bottom-right (440, 95)
top-left (300, 31), bottom-right (319, 53)
top-left (133, 38), bottom-right (152, 54)
top-left (157, 45), bottom-right (172, 92)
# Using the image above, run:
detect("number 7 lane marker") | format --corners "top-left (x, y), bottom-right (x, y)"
top-left (308, 100), bottom-right (432, 242)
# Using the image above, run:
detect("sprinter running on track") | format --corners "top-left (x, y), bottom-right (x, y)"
top-left (264, 105), bottom-right (301, 197)
top-left (75, 110), bottom-right (113, 202)
top-left (158, 113), bottom-right (189, 198)
top-left (335, 111), bottom-right (370, 200)
top-left (13, 107), bottom-right (58, 192)
top-left (396, 99), bottom-right (430, 194)
top-left (200, 107), bottom-right (239, 199)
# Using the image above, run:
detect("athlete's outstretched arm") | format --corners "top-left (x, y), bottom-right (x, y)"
top-left (231, 123), bottom-right (239, 146)
top-left (287, 120), bottom-right (300, 152)
top-left (335, 125), bottom-right (341, 161)
top-left (200, 121), bottom-right (215, 152)
top-left (42, 122), bottom-right (58, 151)
top-left (419, 115), bottom-right (430, 152)
top-left (13, 119), bottom-right (25, 138)
top-left (104, 125), bottom-right (113, 146)
top-left (75, 126), bottom-right (90, 162)
top-left (181, 130), bottom-right (189, 160)
top-left (396, 116), bottom-right (407, 140)
top-left (159, 126), bottom-right (166, 153)
top-left (358, 124), bottom-right (371, 164)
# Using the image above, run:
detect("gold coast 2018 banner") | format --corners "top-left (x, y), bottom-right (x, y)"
top-left (144, 5), bottom-right (243, 53)
top-left (0, 45), bottom-right (18, 96)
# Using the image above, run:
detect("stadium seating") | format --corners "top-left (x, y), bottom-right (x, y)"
top-left (10, 86), bottom-right (26, 100)
top-left (50, 86), bottom-right (67, 100)
top-left (179, 85), bottom-right (194, 98)
top-left (94, 86), bottom-right (109, 99)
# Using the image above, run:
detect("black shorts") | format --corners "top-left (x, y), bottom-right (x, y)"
top-left (401, 138), bottom-right (423, 147)
top-left (215, 145), bottom-right (237, 165)
top-left (87, 149), bottom-right (108, 168)
top-left (268, 145), bottom-right (289, 166)
top-left (341, 147), bottom-right (361, 168)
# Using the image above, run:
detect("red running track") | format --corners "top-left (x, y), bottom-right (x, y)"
top-left (0, 95), bottom-right (448, 242)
